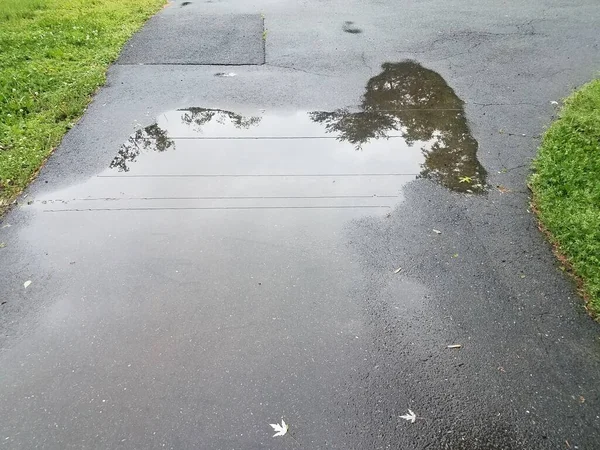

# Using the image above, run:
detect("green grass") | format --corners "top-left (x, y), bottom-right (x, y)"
top-left (0, 0), bottom-right (166, 209)
top-left (0, 0), bottom-right (46, 22)
top-left (531, 79), bottom-right (600, 319)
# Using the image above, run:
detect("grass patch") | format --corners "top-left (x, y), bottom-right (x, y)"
top-left (531, 79), bottom-right (600, 319)
top-left (0, 0), bottom-right (166, 210)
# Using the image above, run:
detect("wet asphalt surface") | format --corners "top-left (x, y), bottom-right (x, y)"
top-left (1, 0), bottom-right (600, 448)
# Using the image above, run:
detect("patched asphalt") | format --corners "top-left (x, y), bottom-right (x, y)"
top-left (118, 12), bottom-right (265, 65)
top-left (0, 0), bottom-right (599, 449)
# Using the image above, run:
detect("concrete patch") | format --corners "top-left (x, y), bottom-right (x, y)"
top-left (117, 13), bottom-right (265, 65)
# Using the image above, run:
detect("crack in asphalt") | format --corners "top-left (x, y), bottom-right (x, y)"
top-left (265, 63), bottom-right (335, 77)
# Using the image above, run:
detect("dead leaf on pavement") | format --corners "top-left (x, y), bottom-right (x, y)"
top-left (496, 185), bottom-right (512, 194)
top-left (447, 344), bottom-right (462, 349)
top-left (394, 267), bottom-right (402, 274)
top-left (399, 409), bottom-right (417, 423)
top-left (270, 420), bottom-right (288, 437)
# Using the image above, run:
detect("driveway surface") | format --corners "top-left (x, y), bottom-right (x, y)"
top-left (1, 0), bottom-right (599, 448)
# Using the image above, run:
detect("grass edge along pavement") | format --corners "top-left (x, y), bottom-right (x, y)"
top-left (530, 78), bottom-right (600, 320)
top-left (0, 0), bottom-right (167, 214)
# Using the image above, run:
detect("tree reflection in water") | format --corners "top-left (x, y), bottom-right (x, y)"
top-left (109, 124), bottom-right (174, 172)
top-left (109, 108), bottom-right (262, 172)
top-left (180, 107), bottom-right (262, 131)
top-left (109, 67), bottom-right (486, 194)
top-left (310, 61), bottom-right (486, 193)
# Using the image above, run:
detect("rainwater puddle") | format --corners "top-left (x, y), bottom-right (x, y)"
top-left (36, 61), bottom-right (485, 212)
top-left (308, 61), bottom-right (486, 193)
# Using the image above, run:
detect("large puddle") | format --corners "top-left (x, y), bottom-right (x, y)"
top-left (112, 61), bottom-right (484, 189)
top-left (6, 62), bottom-right (487, 449)
top-left (38, 61), bottom-right (485, 212)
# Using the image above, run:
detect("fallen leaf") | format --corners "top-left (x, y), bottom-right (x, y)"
top-left (458, 176), bottom-right (472, 184)
top-left (23, 280), bottom-right (31, 289)
top-left (447, 344), bottom-right (462, 349)
top-left (433, 229), bottom-right (442, 234)
top-left (270, 419), bottom-right (288, 437)
top-left (550, 101), bottom-right (558, 106)
top-left (496, 185), bottom-right (511, 194)
top-left (400, 409), bottom-right (417, 423)
top-left (394, 267), bottom-right (402, 274)
top-left (0, 242), bottom-right (5, 248)
top-left (579, 395), bottom-right (585, 404)
top-left (1, 224), bottom-right (11, 228)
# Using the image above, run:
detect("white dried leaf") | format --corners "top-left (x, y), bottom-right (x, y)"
top-left (270, 419), bottom-right (288, 437)
top-left (400, 409), bottom-right (416, 423)
top-left (23, 280), bottom-right (32, 289)
top-left (394, 267), bottom-right (402, 274)
top-left (433, 229), bottom-right (442, 234)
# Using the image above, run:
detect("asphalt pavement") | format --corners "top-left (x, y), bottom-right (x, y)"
top-left (1, 0), bottom-right (599, 448)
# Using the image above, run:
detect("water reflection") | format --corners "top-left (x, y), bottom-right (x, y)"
top-left (109, 124), bottom-right (174, 173)
top-left (180, 107), bottom-right (261, 131)
top-left (310, 61), bottom-right (486, 193)
top-left (109, 108), bottom-right (262, 172)
top-left (109, 61), bottom-right (485, 193)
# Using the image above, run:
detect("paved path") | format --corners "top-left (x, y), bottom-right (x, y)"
top-left (1, 0), bottom-right (599, 448)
